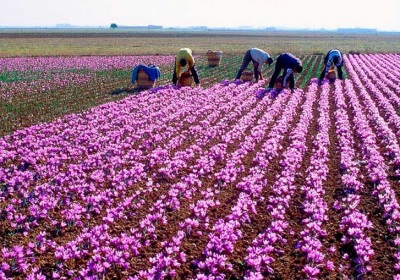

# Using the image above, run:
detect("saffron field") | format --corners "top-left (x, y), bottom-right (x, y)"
top-left (0, 51), bottom-right (400, 280)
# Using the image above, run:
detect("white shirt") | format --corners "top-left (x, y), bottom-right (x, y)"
top-left (250, 48), bottom-right (271, 72)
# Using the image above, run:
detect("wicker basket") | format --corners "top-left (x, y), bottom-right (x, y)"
top-left (179, 72), bottom-right (194, 87)
top-left (275, 76), bottom-right (284, 90)
top-left (241, 70), bottom-right (253, 82)
top-left (136, 69), bottom-right (156, 89)
top-left (327, 69), bottom-right (336, 82)
top-left (206, 50), bottom-right (223, 67)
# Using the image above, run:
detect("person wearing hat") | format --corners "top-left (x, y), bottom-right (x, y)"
top-left (235, 48), bottom-right (274, 82)
top-left (266, 52), bottom-right (303, 93)
top-left (172, 48), bottom-right (200, 86)
top-left (318, 49), bottom-right (344, 84)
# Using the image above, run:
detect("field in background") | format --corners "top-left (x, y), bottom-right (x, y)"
top-left (1, 29), bottom-right (400, 56)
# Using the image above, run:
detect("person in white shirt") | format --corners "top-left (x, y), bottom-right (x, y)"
top-left (235, 48), bottom-right (274, 82)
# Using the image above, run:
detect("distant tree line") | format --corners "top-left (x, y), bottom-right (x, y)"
top-left (109, 24), bottom-right (163, 29)
top-left (337, 28), bottom-right (377, 33)
top-left (108, 24), bottom-right (379, 34)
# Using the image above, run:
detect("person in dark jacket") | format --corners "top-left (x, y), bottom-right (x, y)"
top-left (172, 48), bottom-right (200, 86)
top-left (235, 48), bottom-right (274, 82)
top-left (318, 49), bottom-right (344, 83)
top-left (266, 53), bottom-right (303, 92)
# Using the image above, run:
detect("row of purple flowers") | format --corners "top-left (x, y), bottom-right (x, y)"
top-left (0, 55), bottom-right (174, 100)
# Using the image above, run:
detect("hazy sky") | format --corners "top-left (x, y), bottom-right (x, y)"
top-left (2, 0), bottom-right (400, 31)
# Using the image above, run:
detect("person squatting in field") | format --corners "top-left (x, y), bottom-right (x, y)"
top-left (172, 48), bottom-right (200, 86)
top-left (235, 48), bottom-right (274, 82)
top-left (318, 49), bottom-right (344, 83)
top-left (266, 52), bottom-right (303, 93)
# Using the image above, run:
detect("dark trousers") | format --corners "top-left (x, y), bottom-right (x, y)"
top-left (172, 59), bottom-right (200, 85)
top-left (235, 50), bottom-right (259, 80)
top-left (268, 56), bottom-right (295, 89)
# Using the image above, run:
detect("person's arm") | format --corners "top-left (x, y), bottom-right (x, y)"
top-left (175, 62), bottom-right (182, 79)
top-left (191, 64), bottom-right (200, 85)
top-left (283, 68), bottom-right (293, 88)
top-left (336, 56), bottom-right (343, 67)
top-left (325, 59), bottom-right (332, 76)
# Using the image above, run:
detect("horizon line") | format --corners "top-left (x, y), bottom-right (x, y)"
top-left (0, 25), bottom-right (399, 33)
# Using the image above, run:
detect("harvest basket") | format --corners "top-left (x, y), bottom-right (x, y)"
top-left (179, 72), bottom-right (194, 87)
top-left (327, 69), bottom-right (336, 82)
top-left (241, 70), bottom-right (253, 82)
top-left (206, 50), bottom-right (223, 67)
top-left (136, 69), bottom-right (156, 89)
top-left (275, 76), bottom-right (284, 90)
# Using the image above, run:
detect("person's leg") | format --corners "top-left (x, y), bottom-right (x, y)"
top-left (289, 73), bottom-right (295, 89)
top-left (268, 64), bottom-right (282, 88)
top-left (191, 64), bottom-right (200, 84)
top-left (268, 55), bottom-right (282, 88)
top-left (235, 50), bottom-right (252, 80)
top-left (172, 59), bottom-right (178, 85)
top-left (337, 65), bottom-right (343, 79)
top-left (253, 61), bottom-right (259, 82)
